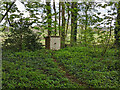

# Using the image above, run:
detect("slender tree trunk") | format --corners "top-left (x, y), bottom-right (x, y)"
top-left (115, 1), bottom-right (120, 56)
top-left (70, 2), bottom-right (77, 46)
top-left (71, 2), bottom-right (74, 46)
top-left (74, 2), bottom-right (77, 42)
top-left (19, 33), bottom-right (22, 51)
top-left (66, 2), bottom-right (70, 37)
top-left (115, 1), bottom-right (120, 47)
top-left (46, 2), bottom-right (51, 36)
top-left (59, 2), bottom-right (61, 36)
top-left (61, 2), bottom-right (65, 48)
top-left (53, 0), bottom-right (57, 36)
top-left (84, 3), bottom-right (89, 43)
top-left (19, 18), bottom-right (23, 51)
top-left (85, 4), bottom-right (89, 30)
top-left (109, 22), bottom-right (112, 37)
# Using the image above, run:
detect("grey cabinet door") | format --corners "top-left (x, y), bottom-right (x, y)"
top-left (50, 37), bottom-right (60, 50)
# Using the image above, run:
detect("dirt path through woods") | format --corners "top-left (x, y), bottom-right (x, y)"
top-left (51, 54), bottom-right (94, 89)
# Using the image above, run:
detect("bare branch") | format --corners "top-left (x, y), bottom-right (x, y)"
top-left (0, 0), bottom-right (16, 23)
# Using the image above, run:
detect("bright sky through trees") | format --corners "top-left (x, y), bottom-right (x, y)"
top-left (15, 0), bottom-right (30, 17)
top-left (0, 0), bottom-right (117, 27)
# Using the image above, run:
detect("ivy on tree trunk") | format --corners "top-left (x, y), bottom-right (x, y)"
top-left (70, 2), bottom-right (77, 46)
top-left (61, 2), bottom-right (65, 48)
top-left (46, 2), bottom-right (51, 36)
top-left (53, 0), bottom-right (57, 36)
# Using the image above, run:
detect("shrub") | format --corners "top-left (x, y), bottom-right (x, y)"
top-left (2, 18), bottom-right (42, 51)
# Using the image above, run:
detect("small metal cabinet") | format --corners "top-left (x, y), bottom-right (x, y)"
top-left (45, 36), bottom-right (61, 50)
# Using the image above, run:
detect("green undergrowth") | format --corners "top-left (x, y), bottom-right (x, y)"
top-left (2, 46), bottom-right (120, 89)
top-left (53, 46), bottom-right (120, 88)
top-left (2, 49), bottom-right (85, 89)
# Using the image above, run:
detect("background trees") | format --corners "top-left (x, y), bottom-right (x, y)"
top-left (0, 1), bottom-right (119, 53)
top-left (1, 1), bottom-right (42, 51)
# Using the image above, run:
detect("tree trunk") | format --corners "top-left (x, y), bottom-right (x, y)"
top-left (53, 0), bottom-right (57, 36)
top-left (109, 22), bottom-right (112, 37)
top-left (84, 3), bottom-right (89, 43)
top-left (61, 2), bottom-right (65, 48)
top-left (59, 2), bottom-right (61, 36)
top-left (85, 4), bottom-right (89, 30)
top-left (46, 2), bottom-right (51, 36)
top-left (115, 1), bottom-right (120, 47)
top-left (70, 2), bottom-right (77, 46)
top-left (19, 33), bottom-right (22, 51)
top-left (66, 2), bottom-right (70, 37)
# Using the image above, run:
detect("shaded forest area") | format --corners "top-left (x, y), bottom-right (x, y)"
top-left (0, 1), bottom-right (120, 89)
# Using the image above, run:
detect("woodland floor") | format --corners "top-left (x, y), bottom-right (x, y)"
top-left (2, 46), bottom-right (120, 89)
